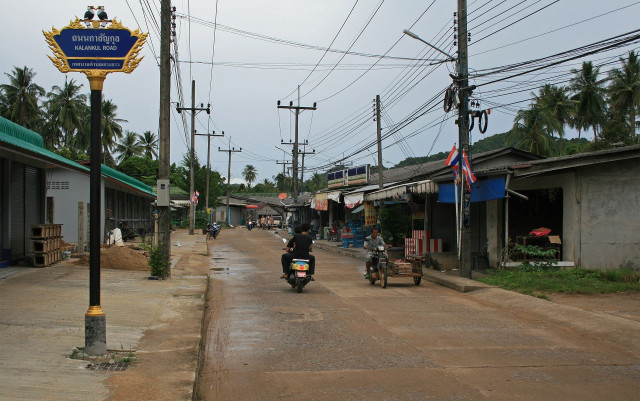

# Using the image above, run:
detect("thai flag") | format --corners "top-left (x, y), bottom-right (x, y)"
top-left (192, 190), bottom-right (200, 204)
top-left (462, 150), bottom-right (476, 190)
top-left (445, 145), bottom-right (460, 182)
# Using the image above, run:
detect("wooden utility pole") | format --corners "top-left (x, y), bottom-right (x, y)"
top-left (176, 81), bottom-right (210, 235)
top-left (457, 0), bottom-right (472, 278)
top-left (195, 130), bottom-right (224, 215)
top-left (376, 95), bottom-right (383, 189)
top-left (218, 137), bottom-right (241, 225)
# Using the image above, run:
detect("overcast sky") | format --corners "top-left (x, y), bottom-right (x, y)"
top-left (2, 1), bottom-right (638, 185)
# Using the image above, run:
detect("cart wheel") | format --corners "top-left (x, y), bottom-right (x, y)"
top-left (369, 278), bottom-right (376, 285)
top-left (380, 269), bottom-right (387, 288)
top-left (413, 276), bottom-right (422, 286)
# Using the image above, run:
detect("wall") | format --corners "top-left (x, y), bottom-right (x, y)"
top-left (578, 158), bottom-right (640, 269)
top-left (47, 168), bottom-right (90, 245)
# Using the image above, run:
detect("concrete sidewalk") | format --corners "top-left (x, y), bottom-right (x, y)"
top-left (0, 229), bottom-right (210, 401)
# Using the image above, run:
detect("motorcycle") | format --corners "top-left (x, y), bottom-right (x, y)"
top-left (366, 244), bottom-right (389, 288)
top-left (246, 219), bottom-right (253, 231)
top-left (282, 238), bottom-right (312, 293)
top-left (207, 222), bottom-right (221, 239)
top-left (327, 225), bottom-right (339, 242)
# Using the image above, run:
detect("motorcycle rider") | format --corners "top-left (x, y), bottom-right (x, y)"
top-left (281, 223), bottom-right (315, 279)
top-left (364, 228), bottom-right (386, 279)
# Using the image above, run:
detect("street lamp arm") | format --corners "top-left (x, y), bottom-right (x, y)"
top-left (403, 29), bottom-right (456, 61)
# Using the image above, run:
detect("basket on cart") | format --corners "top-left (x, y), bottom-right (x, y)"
top-left (388, 259), bottom-right (423, 285)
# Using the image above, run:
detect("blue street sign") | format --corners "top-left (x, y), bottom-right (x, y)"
top-left (54, 29), bottom-right (138, 59)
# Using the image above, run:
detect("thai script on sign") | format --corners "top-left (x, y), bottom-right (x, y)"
top-left (71, 33), bottom-right (121, 44)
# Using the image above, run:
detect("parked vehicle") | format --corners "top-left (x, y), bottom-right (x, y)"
top-left (273, 215), bottom-right (283, 228)
top-left (327, 225), bottom-right (339, 242)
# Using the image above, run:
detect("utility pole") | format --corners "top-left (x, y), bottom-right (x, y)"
top-left (276, 160), bottom-right (292, 191)
top-left (299, 145), bottom-right (315, 193)
top-left (158, 0), bottom-right (171, 277)
top-left (457, 0), bottom-right (472, 279)
top-left (218, 137), bottom-right (241, 226)
top-left (195, 130), bottom-right (224, 217)
top-left (376, 95), bottom-right (383, 189)
top-left (176, 81), bottom-right (210, 235)
top-left (277, 88), bottom-right (317, 200)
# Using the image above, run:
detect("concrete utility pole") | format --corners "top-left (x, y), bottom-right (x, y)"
top-left (195, 130), bottom-right (224, 216)
top-left (218, 137), bottom-right (241, 226)
top-left (277, 88), bottom-right (317, 201)
top-left (299, 145), bottom-right (316, 193)
top-left (457, 0), bottom-right (472, 278)
top-left (276, 160), bottom-right (292, 191)
top-left (376, 95), bottom-right (383, 189)
top-left (176, 81), bottom-right (210, 235)
top-left (158, 0), bottom-right (172, 277)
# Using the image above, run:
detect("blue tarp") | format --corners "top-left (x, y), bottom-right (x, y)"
top-left (438, 177), bottom-right (505, 203)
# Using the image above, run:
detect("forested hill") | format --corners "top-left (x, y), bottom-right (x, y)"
top-left (393, 132), bottom-right (510, 168)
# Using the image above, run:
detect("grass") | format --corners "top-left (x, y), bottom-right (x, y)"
top-left (478, 267), bottom-right (640, 296)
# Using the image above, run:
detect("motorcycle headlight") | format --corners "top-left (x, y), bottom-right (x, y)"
top-left (377, 245), bottom-right (385, 251)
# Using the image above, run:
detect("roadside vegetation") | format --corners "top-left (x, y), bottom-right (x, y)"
top-left (478, 266), bottom-right (640, 299)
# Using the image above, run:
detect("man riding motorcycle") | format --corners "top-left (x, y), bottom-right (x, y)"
top-left (364, 228), bottom-right (386, 279)
top-left (281, 223), bottom-right (315, 280)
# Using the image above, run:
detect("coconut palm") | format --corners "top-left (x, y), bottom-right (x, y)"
top-left (608, 50), bottom-right (640, 139)
top-left (45, 77), bottom-right (88, 148)
top-left (114, 131), bottom-right (144, 163)
top-left (0, 66), bottom-right (45, 128)
top-left (139, 131), bottom-right (159, 159)
top-left (101, 99), bottom-right (127, 164)
top-left (569, 61), bottom-right (606, 141)
top-left (534, 84), bottom-right (573, 139)
top-left (242, 165), bottom-right (257, 188)
top-left (507, 103), bottom-right (554, 156)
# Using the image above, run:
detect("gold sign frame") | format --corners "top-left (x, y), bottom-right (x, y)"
top-left (43, 18), bottom-right (148, 81)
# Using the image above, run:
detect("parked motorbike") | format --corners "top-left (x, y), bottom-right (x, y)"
top-left (207, 222), bottom-right (221, 239)
top-left (282, 238), bottom-right (312, 293)
top-left (327, 225), bottom-right (339, 242)
top-left (366, 244), bottom-right (389, 288)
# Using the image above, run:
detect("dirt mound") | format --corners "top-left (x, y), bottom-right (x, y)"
top-left (75, 245), bottom-right (150, 271)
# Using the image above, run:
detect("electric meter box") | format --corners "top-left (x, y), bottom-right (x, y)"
top-left (156, 179), bottom-right (170, 206)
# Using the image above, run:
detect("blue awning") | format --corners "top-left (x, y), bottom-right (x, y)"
top-left (438, 177), bottom-right (505, 203)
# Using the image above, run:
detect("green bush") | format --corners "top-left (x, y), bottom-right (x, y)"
top-left (148, 245), bottom-right (169, 278)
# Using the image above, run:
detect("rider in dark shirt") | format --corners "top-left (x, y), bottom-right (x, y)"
top-left (281, 223), bottom-right (315, 278)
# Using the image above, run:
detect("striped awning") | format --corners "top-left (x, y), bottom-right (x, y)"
top-left (410, 180), bottom-right (438, 194)
top-left (364, 183), bottom-right (409, 201)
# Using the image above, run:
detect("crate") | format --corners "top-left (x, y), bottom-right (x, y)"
top-left (33, 250), bottom-right (61, 267)
top-left (31, 224), bottom-right (63, 239)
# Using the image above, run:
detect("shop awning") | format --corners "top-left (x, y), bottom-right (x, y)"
top-left (327, 191), bottom-right (341, 202)
top-left (344, 192), bottom-right (363, 208)
top-left (364, 183), bottom-right (409, 201)
top-left (410, 179), bottom-right (438, 194)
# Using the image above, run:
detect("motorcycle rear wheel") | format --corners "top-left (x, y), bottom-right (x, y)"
top-left (296, 280), bottom-right (304, 293)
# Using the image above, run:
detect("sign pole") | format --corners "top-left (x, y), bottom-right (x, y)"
top-left (86, 76), bottom-right (106, 355)
top-left (44, 9), bottom-right (147, 356)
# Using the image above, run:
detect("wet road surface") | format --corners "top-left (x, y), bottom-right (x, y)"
top-left (198, 228), bottom-right (640, 401)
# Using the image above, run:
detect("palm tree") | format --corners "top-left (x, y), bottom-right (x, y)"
top-left (114, 131), bottom-right (144, 163)
top-left (534, 84), bottom-right (573, 139)
top-left (242, 165), bottom-right (257, 188)
top-left (569, 61), bottom-right (606, 141)
top-left (507, 103), bottom-right (554, 156)
top-left (0, 66), bottom-right (45, 128)
top-left (139, 131), bottom-right (159, 159)
top-left (45, 77), bottom-right (88, 148)
top-left (100, 99), bottom-right (127, 164)
top-left (608, 50), bottom-right (640, 139)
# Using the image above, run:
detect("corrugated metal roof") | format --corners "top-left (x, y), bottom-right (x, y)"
top-left (0, 116), bottom-right (89, 173)
top-left (101, 164), bottom-right (155, 197)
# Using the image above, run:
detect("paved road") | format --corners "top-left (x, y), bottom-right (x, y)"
top-left (198, 228), bottom-right (640, 401)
